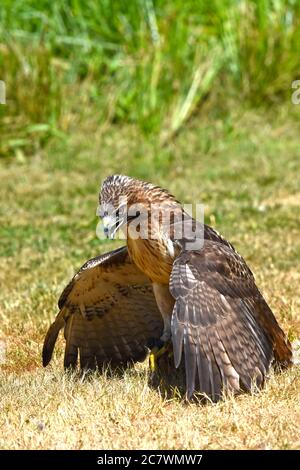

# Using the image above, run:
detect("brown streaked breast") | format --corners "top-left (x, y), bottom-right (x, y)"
top-left (127, 237), bottom-right (173, 285)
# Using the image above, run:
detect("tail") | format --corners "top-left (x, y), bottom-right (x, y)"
top-left (42, 311), bottom-right (65, 366)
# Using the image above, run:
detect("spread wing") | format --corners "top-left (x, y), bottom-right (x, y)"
top-left (170, 240), bottom-right (292, 400)
top-left (43, 246), bottom-right (163, 370)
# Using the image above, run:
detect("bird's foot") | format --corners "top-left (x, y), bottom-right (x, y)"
top-left (148, 338), bottom-right (172, 372)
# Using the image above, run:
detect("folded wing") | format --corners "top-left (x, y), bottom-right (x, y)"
top-left (43, 246), bottom-right (163, 370)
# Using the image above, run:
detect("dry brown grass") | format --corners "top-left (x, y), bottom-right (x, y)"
top-left (0, 364), bottom-right (299, 450)
top-left (0, 212), bottom-right (299, 450)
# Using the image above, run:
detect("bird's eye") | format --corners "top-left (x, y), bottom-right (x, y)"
top-left (103, 211), bottom-right (108, 217)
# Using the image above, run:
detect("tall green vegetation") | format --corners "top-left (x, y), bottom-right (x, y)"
top-left (0, 0), bottom-right (299, 157)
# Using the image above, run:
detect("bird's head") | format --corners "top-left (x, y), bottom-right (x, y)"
top-left (98, 174), bottom-right (179, 239)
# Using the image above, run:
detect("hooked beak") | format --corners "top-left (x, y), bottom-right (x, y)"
top-left (102, 213), bottom-right (127, 239)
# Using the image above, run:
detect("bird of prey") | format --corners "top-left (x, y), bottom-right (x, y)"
top-left (43, 175), bottom-right (292, 401)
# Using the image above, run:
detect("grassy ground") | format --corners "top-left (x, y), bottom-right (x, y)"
top-left (1, 0), bottom-right (300, 450)
top-left (0, 104), bottom-right (300, 449)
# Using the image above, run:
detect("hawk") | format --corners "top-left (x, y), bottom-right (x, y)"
top-left (43, 175), bottom-right (292, 401)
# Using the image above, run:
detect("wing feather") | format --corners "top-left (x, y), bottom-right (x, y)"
top-left (43, 246), bottom-right (163, 369)
top-left (170, 240), bottom-right (292, 400)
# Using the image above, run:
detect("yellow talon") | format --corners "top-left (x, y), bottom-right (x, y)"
top-left (149, 344), bottom-right (170, 372)
top-left (149, 351), bottom-right (157, 372)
